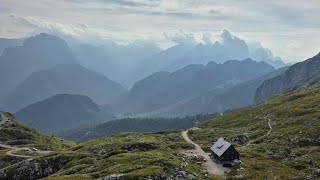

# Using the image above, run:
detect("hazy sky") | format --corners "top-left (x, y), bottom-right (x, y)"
top-left (0, 0), bottom-right (320, 62)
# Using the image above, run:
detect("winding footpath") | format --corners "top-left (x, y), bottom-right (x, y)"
top-left (267, 118), bottom-right (273, 136)
top-left (0, 143), bottom-right (52, 159)
top-left (0, 144), bottom-right (33, 159)
top-left (182, 129), bottom-right (228, 175)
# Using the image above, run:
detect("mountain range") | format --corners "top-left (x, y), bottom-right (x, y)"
top-left (132, 30), bottom-right (287, 83)
top-left (114, 59), bottom-right (275, 117)
top-left (0, 32), bottom-right (287, 98)
top-left (0, 32), bottom-right (292, 131)
top-left (0, 34), bottom-right (126, 112)
top-left (0, 33), bottom-right (78, 100)
top-left (70, 30), bottom-right (288, 87)
top-left (162, 66), bottom-right (290, 117)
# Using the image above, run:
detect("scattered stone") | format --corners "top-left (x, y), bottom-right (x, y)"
top-left (104, 174), bottom-right (123, 180)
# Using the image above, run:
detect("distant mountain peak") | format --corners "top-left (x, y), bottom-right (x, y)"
top-left (213, 41), bottom-right (221, 46)
top-left (0, 33), bottom-right (79, 100)
top-left (15, 94), bottom-right (115, 133)
top-left (24, 33), bottom-right (68, 47)
top-left (221, 29), bottom-right (233, 40)
top-left (178, 64), bottom-right (205, 70)
top-left (242, 58), bottom-right (254, 62)
top-left (206, 61), bottom-right (218, 66)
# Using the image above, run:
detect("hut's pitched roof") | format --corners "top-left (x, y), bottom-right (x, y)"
top-left (210, 137), bottom-right (232, 157)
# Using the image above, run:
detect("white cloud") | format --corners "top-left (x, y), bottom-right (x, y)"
top-left (0, 0), bottom-right (320, 61)
top-left (164, 30), bottom-right (196, 46)
top-left (202, 33), bottom-right (214, 44)
top-left (286, 41), bottom-right (301, 50)
top-left (158, 1), bottom-right (188, 11)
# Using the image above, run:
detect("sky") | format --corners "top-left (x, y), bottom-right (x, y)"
top-left (0, 0), bottom-right (320, 62)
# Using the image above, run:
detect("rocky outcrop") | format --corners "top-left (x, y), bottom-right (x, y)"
top-left (0, 155), bottom-right (74, 180)
top-left (255, 52), bottom-right (320, 104)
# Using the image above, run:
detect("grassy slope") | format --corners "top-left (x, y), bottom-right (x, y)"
top-left (189, 87), bottom-right (320, 179)
top-left (0, 112), bottom-right (208, 179)
top-left (0, 112), bottom-right (77, 179)
top-left (1, 131), bottom-right (207, 180)
top-left (0, 112), bottom-right (75, 150)
top-left (46, 132), bottom-right (207, 179)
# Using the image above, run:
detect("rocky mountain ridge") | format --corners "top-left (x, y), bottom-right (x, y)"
top-left (255, 52), bottom-right (320, 103)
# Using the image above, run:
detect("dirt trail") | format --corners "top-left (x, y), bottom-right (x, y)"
top-left (0, 143), bottom-right (52, 159)
top-left (182, 129), bottom-right (228, 175)
top-left (267, 118), bottom-right (272, 136)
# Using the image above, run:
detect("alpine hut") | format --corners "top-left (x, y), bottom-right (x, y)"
top-left (210, 137), bottom-right (240, 162)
